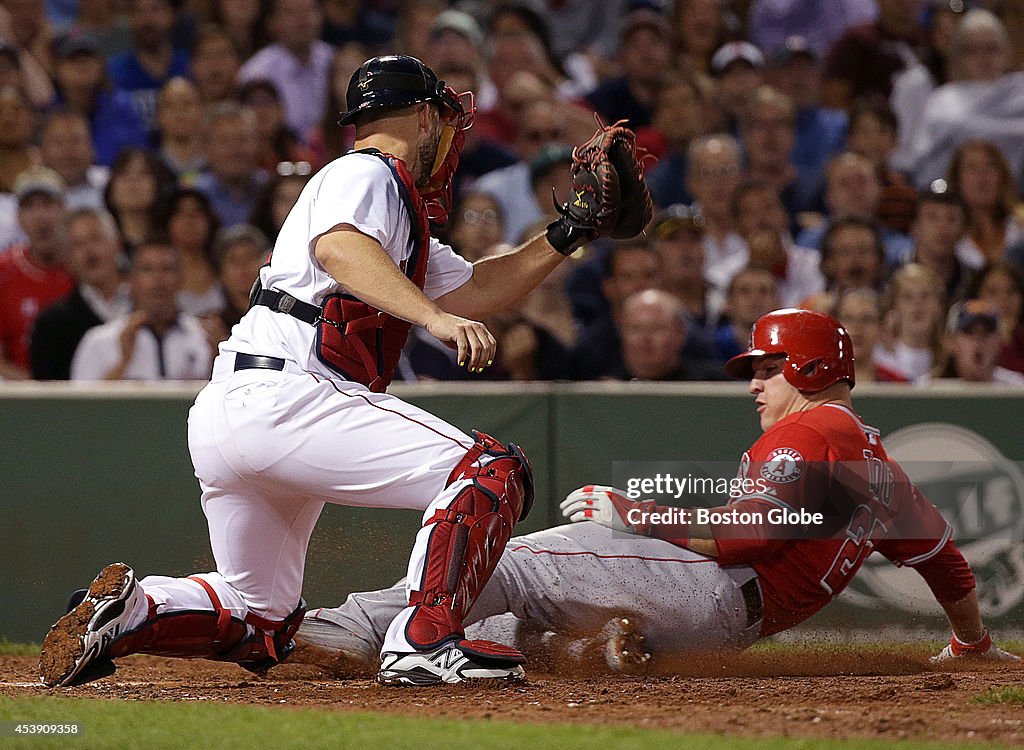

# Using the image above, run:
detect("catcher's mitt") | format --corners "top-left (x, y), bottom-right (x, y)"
top-left (545, 118), bottom-right (654, 255)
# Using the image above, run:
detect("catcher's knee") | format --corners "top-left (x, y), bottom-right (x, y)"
top-left (447, 430), bottom-right (534, 521)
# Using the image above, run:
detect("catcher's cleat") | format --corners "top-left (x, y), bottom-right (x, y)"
top-left (603, 617), bottom-right (652, 674)
top-left (39, 563), bottom-right (143, 687)
top-left (378, 640), bottom-right (526, 686)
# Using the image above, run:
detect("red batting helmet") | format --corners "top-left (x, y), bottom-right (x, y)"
top-left (725, 308), bottom-right (856, 392)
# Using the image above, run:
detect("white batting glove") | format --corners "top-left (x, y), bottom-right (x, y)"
top-left (560, 485), bottom-right (654, 535)
top-left (930, 629), bottom-right (1020, 663)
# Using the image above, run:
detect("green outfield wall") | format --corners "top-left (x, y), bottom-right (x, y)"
top-left (3, 382), bottom-right (1022, 643)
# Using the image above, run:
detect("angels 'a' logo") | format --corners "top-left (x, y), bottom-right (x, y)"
top-left (760, 447), bottom-right (803, 484)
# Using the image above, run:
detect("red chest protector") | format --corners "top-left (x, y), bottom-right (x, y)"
top-left (314, 150), bottom-right (431, 392)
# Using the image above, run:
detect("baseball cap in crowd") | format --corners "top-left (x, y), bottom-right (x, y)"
top-left (14, 166), bottom-right (66, 204)
top-left (54, 31), bottom-right (102, 59)
top-left (529, 144), bottom-right (574, 183)
top-left (710, 41), bottom-right (765, 75)
top-left (431, 10), bottom-right (485, 49)
top-left (652, 204), bottom-right (705, 238)
top-left (768, 35), bottom-right (816, 67)
top-left (947, 299), bottom-right (1000, 335)
top-left (620, 8), bottom-right (672, 45)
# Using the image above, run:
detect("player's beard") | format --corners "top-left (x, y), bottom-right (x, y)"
top-left (414, 119), bottom-right (443, 188)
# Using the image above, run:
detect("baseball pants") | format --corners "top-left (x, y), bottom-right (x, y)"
top-left (302, 521), bottom-right (764, 663)
top-left (130, 360), bottom-right (485, 655)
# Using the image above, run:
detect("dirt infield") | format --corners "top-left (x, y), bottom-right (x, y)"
top-left (2, 650), bottom-right (1022, 745)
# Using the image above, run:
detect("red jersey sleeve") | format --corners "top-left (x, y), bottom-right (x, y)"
top-left (712, 422), bottom-right (832, 566)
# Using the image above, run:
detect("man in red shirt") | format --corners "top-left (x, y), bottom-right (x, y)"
top-left (296, 309), bottom-right (1016, 672)
top-left (0, 166), bottom-right (73, 379)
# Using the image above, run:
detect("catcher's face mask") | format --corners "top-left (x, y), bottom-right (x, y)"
top-left (422, 86), bottom-right (475, 227)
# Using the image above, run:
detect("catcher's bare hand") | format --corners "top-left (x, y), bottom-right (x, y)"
top-left (424, 311), bottom-right (496, 372)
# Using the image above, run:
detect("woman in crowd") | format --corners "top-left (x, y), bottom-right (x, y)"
top-left (946, 139), bottom-right (1024, 268)
top-left (968, 260), bottom-right (1024, 374)
top-left (875, 263), bottom-right (947, 383)
top-left (446, 192), bottom-right (506, 263)
top-left (103, 147), bottom-right (175, 254)
top-left (162, 187), bottom-right (223, 316)
top-left (248, 162), bottom-right (313, 245)
top-left (834, 287), bottom-right (909, 383)
top-left (237, 79), bottom-right (315, 172)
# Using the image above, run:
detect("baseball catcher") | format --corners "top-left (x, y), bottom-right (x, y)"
top-left (38, 56), bottom-right (652, 689)
top-left (296, 309), bottom-right (1019, 673)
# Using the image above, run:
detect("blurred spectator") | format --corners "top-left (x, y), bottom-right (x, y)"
top-left (528, 144), bottom-right (573, 237)
top-left (487, 2), bottom-right (596, 101)
top-left (899, 10), bottom-right (1024, 190)
top-left (392, 0), bottom-right (444, 62)
top-left (710, 41), bottom-right (765, 133)
top-left (765, 37), bottom-right (847, 215)
top-left (238, 0), bottom-right (334, 142)
top-left (210, 0), bottom-right (267, 61)
top-left (732, 180), bottom-right (826, 307)
top-left (447, 191), bottom-right (505, 263)
top-left (935, 299), bottom-right (1024, 384)
top-left (686, 134), bottom-right (744, 302)
top-left (194, 102), bottom-right (267, 228)
top-left (642, 72), bottom-right (704, 208)
top-left (161, 187), bottom-right (223, 316)
top-left (422, 10), bottom-right (492, 105)
top-left (188, 24), bottom-right (241, 105)
top-left (68, 0), bottom-right (134, 57)
top-left (739, 86), bottom-right (814, 226)
top-left (39, 108), bottom-right (108, 211)
top-left (846, 97), bottom-right (917, 235)
top-left (909, 182), bottom-right (972, 302)
top-left (0, 37), bottom-right (53, 109)
top-left (3, 0), bottom-right (55, 81)
top-left (30, 207), bottom-right (129, 379)
top-left (611, 288), bottom-right (723, 381)
top-left (875, 262), bottom-right (945, 382)
top-left (537, 0), bottom-right (625, 65)
top-left (238, 79), bottom-right (317, 172)
top-left (584, 8), bottom-right (672, 129)
top-left (650, 205), bottom-right (708, 324)
top-left (968, 260), bottom-right (1024, 374)
top-left (473, 97), bottom-right (568, 245)
top-left (0, 167), bottom-right (73, 379)
top-left (155, 76), bottom-right (205, 182)
top-left (199, 223), bottom-right (269, 348)
top-left (834, 287), bottom-right (909, 383)
top-left (103, 146), bottom-right (175, 252)
top-left (889, 0), bottom-right (967, 167)
top-left (748, 0), bottom-right (877, 60)
top-left (320, 0), bottom-right (393, 51)
top-left (306, 42), bottom-right (364, 168)
top-left (0, 84), bottom-right (39, 194)
top-left (822, 0), bottom-right (927, 109)
top-left (946, 139), bottom-right (1024, 269)
top-left (248, 161), bottom-right (312, 245)
top-left (52, 30), bottom-right (148, 166)
top-left (571, 238), bottom-right (659, 379)
top-left (107, 0), bottom-right (191, 137)
top-left (796, 152), bottom-right (914, 266)
top-left (670, 0), bottom-right (730, 76)
top-left (806, 215), bottom-right (886, 310)
top-left (71, 236), bottom-right (212, 380)
top-left (713, 265), bottom-right (780, 361)
top-left (475, 59), bottom-right (550, 149)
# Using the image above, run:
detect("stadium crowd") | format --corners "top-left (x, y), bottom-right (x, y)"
top-left (1, 0), bottom-right (1023, 386)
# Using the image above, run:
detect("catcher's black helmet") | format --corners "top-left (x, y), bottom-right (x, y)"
top-left (338, 55), bottom-right (463, 126)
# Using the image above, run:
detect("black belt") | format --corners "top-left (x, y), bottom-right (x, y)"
top-left (234, 353), bottom-right (286, 372)
top-left (741, 578), bottom-right (764, 628)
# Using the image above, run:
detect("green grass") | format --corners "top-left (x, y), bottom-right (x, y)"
top-left (0, 696), bottom-right (1008, 750)
top-left (973, 686), bottom-right (1024, 706)
top-left (0, 640), bottom-right (38, 657)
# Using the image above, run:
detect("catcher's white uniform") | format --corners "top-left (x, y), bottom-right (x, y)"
top-left (131, 153), bottom-right (494, 655)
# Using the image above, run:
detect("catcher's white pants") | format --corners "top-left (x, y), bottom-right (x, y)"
top-left (304, 521), bottom-right (763, 662)
top-left (132, 362), bottom-right (477, 654)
